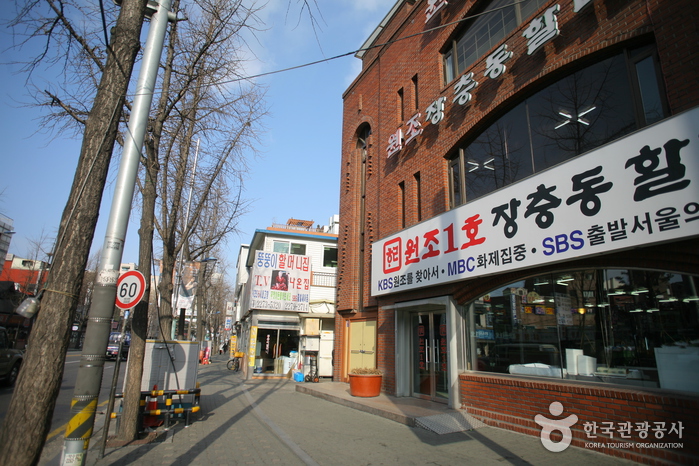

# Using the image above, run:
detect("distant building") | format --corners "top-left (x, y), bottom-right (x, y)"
top-left (1, 254), bottom-right (50, 297)
top-left (0, 253), bottom-right (48, 348)
top-left (0, 215), bottom-right (13, 260)
top-left (234, 217), bottom-right (339, 380)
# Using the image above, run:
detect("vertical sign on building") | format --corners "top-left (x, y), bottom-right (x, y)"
top-left (248, 326), bottom-right (258, 367)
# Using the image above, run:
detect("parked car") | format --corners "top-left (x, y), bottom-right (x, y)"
top-left (106, 332), bottom-right (131, 360)
top-left (0, 327), bottom-right (23, 386)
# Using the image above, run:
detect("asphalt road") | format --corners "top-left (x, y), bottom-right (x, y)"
top-left (0, 349), bottom-right (126, 461)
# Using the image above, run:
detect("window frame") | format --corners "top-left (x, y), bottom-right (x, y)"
top-left (323, 246), bottom-right (338, 268)
top-left (272, 241), bottom-right (306, 256)
top-left (443, 0), bottom-right (549, 84)
top-left (448, 43), bottom-right (668, 209)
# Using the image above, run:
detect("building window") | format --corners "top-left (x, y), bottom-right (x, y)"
top-left (443, 0), bottom-right (548, 83)
top-left (273, 241), bottom-right (289, 253)
top-left (414, 172), bottom-right (422, 222)
top-left (628, 44), bottom-right (667, 126)
top-left (323, 247), bottom-right (337, 268)
top-left (399, 181), bottom-right (406, 228)
top-left (412, 74), bottom-right (419, 110)
top-left (290, 243), bottom-right (306, 255)
top-left (448, 45), bottom-right (667, 207)
top-left (273, 241), bottom-right (306, 255)
top-left (398, 87), bottom-right (405, 122)
top-left (467, 269), bottom-right (699, 393)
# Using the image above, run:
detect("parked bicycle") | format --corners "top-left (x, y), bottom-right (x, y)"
top-left (227, 352), bottom-right (244, 371)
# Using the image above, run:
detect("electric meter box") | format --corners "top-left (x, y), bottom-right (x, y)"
top-left (139, 340), bottom-right (200, 403)
top-left (301, 335), bottom-right (320, 351)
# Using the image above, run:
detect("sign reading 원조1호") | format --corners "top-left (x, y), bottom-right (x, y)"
top-left (250, 251), bottom-right (311, 312)
top-left (371, 107), bottom-right (699, 296)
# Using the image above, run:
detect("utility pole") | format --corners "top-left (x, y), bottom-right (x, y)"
top-left (61, 1), bottom-right (174, 464)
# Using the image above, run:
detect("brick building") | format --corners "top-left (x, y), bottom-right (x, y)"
top-left (336, 0), bottom-right (698, 463)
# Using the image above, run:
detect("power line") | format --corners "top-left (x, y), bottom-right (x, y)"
top-left (211, 1), bottom-right (528, 84)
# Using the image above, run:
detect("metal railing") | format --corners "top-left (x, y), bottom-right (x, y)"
top-left (312, 271), bottom-right (337, 287)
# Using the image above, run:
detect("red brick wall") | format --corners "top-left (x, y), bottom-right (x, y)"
top-left (460, 372), bottom-right (699, 464)
top-left (338, 0), bottom-right (699, 316)
top-left (337, 1), bottom-right (699, 459)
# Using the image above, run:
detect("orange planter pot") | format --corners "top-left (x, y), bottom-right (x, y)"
top-left (348, 374), bottom-right (382, 397)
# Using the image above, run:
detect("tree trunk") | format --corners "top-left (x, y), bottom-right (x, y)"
top-left (0, 1), bottom-right (148, 464)
top-left (117, 149), bottom-right (158, 441)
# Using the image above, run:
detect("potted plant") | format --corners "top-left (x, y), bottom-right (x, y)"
top-left (348, 367), bottom-right (383, 397)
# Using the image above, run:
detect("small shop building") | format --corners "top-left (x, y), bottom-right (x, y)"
top-left (234, 218), bottom-right (338, 380)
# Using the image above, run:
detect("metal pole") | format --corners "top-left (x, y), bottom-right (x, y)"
top-left (61, 1), bottom-right (173, 464)
top-left (99, 309), bottom-right (130, 458)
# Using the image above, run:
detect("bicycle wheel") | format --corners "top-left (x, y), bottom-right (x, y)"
top-left (227, 359), bottom-right (235, 370)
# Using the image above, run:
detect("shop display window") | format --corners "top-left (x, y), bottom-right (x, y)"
top-left (468, 269), bottom-right (699, 392)
top-left (253, 328), bottom-right (299, 374)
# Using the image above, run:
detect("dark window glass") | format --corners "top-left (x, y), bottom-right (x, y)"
top-left (414, 172), bottom-right (422, 221)
top-left (446, 0), bottom-right (548, 82)
top-left (529, 54), bottom-right (636, 172)
top-left (635, 56), bottom-right (664, 125)
top-left (323, 247), bottom-right (338, 268)
top-left (463, 102), bottom-right (532, 202)
top-left (449, 157), bottom-right (462, 207)
top-left (449, 46), bottom-right (666, 206)
top-left (290, 243), bottom-right (306, 255)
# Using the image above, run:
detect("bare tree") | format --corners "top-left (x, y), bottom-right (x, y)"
top-left (150, 0), bottom-right (265, 340)
top-left (0, 0), bottom-right (149, 463)
top-left (116, 0), bottom-right (264, 442)
top-left (3, 0), bottom-right (317, 449)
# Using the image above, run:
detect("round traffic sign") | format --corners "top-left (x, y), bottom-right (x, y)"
top-left (115, 270), bottom-right (146, 309)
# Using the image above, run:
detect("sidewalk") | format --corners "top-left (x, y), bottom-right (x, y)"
top-left (41, 355), bottom-right (637, 465)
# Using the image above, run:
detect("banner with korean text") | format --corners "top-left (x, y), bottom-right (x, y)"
top-left (371, 107), bottom-right (699, 296)
top-left (250, 251), bottom-right (311, 312)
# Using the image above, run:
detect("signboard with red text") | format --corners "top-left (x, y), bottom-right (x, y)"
top-left (371, 108), bottom-right (699, 296)
top-left (250, 251), bottom-right (311, 312)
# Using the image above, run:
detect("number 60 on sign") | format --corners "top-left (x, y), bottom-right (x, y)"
top-left (115, 270), bottom-right (146, 309)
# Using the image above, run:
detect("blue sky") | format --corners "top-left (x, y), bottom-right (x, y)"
top-left (0, 0), bottom-right (395, 278)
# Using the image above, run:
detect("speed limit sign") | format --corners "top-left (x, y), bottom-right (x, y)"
top-left (115, 270), bottom-right (146, 309)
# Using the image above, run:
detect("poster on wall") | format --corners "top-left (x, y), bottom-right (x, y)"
top-left (249, 251), bottom-right (311, 312)
top-left (371, 107), bottom-right (699, 296)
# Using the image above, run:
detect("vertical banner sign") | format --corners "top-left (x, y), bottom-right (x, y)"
top-left (248, 326), bottom-right (258, 367)
top-left (250, 251), bottom-right (311, 312)
top-left (229, 335), bottom-right (237, 358)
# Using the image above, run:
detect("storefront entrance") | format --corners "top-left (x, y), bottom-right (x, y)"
top-left (411, 311), bottom-right (448, 402)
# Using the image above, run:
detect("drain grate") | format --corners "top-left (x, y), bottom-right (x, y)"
top-left (415, 411), bottom-right (486, 435)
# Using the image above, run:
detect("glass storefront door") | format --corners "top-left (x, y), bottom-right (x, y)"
top-left (412, 312), bottom-right (449, 402)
